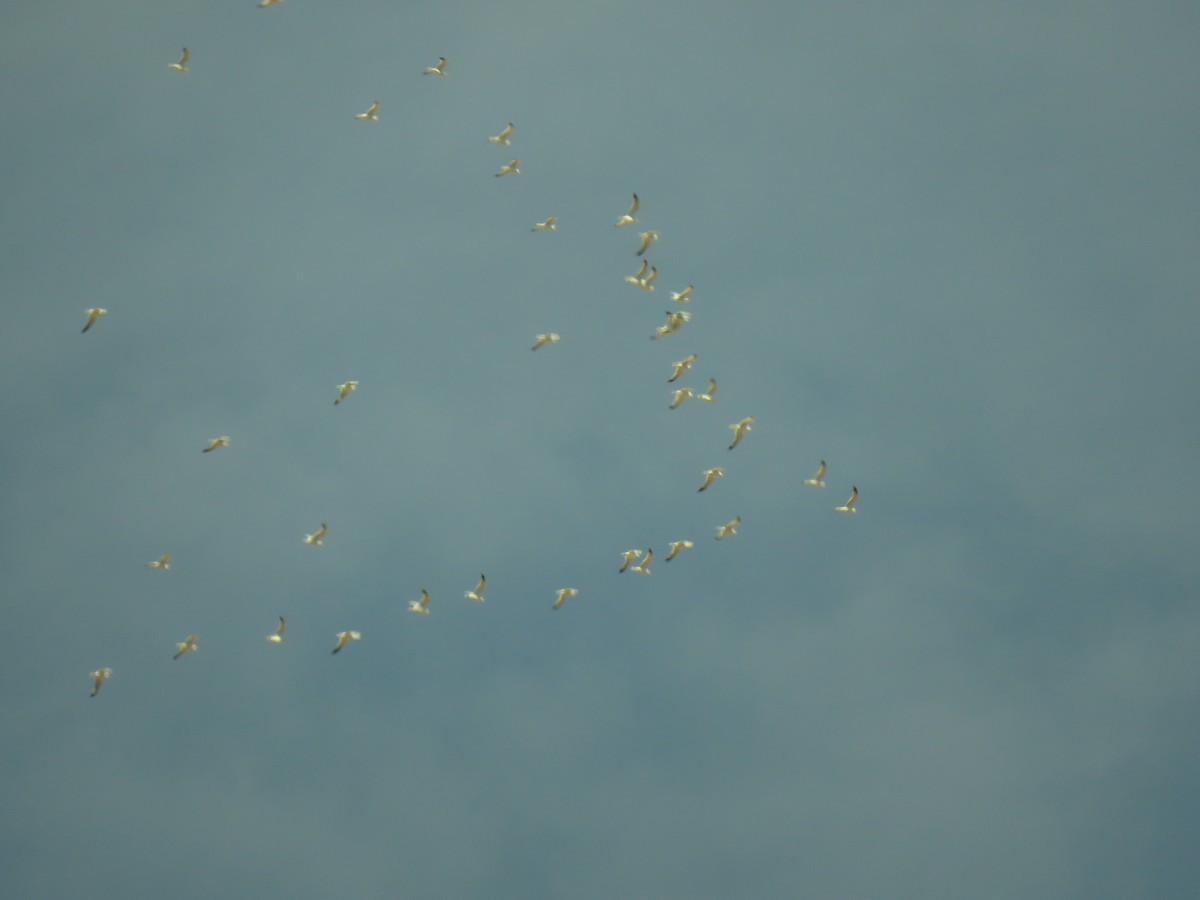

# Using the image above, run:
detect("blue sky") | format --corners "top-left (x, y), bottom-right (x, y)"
top-left (2, 1), bottom-right (1199, 897)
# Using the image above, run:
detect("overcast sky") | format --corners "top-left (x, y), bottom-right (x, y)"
top-left (2, 1), bottom-right (1199, 897)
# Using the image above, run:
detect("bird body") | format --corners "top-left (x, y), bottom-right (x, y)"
top-left (202, 436), bottom-right (230, 453)
top-left (698, 467), bottom-right (724, 492)
top-left (335, 381), bottom-right (358, 405)
top-left (635, 231), bottom-right (659, 256)
top-left (697, 378), bottom-right (718, 402)
top-left (531, 333), bottom-right (560, 351)
top-left (90, 668), bottom-right (112, 698)
top-left (423, 57), bottom-right (448, 76)
top-left (82, 308), bottom-right (108, 333)
top-left (495, 158), bottom-right (521, 177)
top-left (354, 101), bottom-right (380, 122)
top-left (303, 523), bottom-right (327, 546)
top-left (488, 122), bottom-right (515, 145)
top-left (615, 194), bottom-right (639, 227)
top-left (668, 354), bottom-right (697, 383)
top-left (665, 540), bottom-right (694, 561)
top-left (332, 630), bottom-right (361, 654)
top-left (531, 217), bottom-right (557, 232)
top-left (258, 0), bottom-right (284, 7)
top-left (168, 48), bottom-right (189, 72)
top-left (624, 259), bottom-right (649, 288)
top-left (408, 589), bottom-right (431, 615)
top-left (173, 634), bottom-right (198, 660)
top-left (267, 617), bottom-right (286, 644)
top-left (669, 285), bottom-right (694, 303)
top-left (552, 587), bottom-right (579, 609)
top-left (804, 460), bottom-right (827, 487)
top-left (715, 516), bottom-right (741, 540)
top-left (669, 388), bottom-right (694, 410)
top-left (728, 417), bottom-right (754, 450)
top-left (835, 486), bottom-right (859, 513)
top-left (630, 548), bottom-right (653, 575)
top-left (619, 549), bottom-right (642, 573)
top-left (465, 574), bottom-right (487, 603)
top-left (146, 554), bottom-right (171, 570)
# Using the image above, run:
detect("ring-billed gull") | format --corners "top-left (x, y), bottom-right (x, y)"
top-left (715, 516), bottom-right (741, 540)
top-left (669, 388), bottom-right (694, 410)
top-left (552, 587), bottom-right (579, 610)
top-left (531, 333), bottom-right (560, 351)
top-left (465, 574), bottom-right (487, 603)
top-left (651, 309), bottom-right (688, 340)
top-left (335, 381), bottom-right (358, 405)
top-left (668, 354), bottom-right (697, 383)
top-left (804, 460), bottom-right (827, 487)
top-left (495, 158), bottom-right (521, 177)
top-left (266, 617), bottom-right (286, 644)
top-left (146, 554), bottom-right (171, 571)
top-left (354, 101), bottom-right (380, 122)
top-left (173, 634), bottom-right (198, 660)
top-left (169, 48), bottom-right (189, 73)
top-left (618, 549), bottom-right (642, 573)
top-left (728, 417), bottom-right (754, 450)
top-left (332, 630), bottom-right (361, 654)
top-left (202, 436), bottom-right (230, 453)
top-left (90, 668), bottom-right (112, 698)
top-left (697, 378), bottom-right (717, 402)
top-left (488, 122), bottom-right (515, 145)
top-left (834, 486), bottom-right (859, 514)
top-left (635, 231), bottom-right (659, 257)
top-left (408, 589), bottom-right (431, 615)
top-left (630, 548), bottom-right (653, 575)
top-left (669, 284), bottom-right (694, 303)
top-left (665, 540), bottom-right (694, 561)
top-left (697, 467), bottom-right (724, 492)
top-left (258, 0), bottom-right (283, 7)
top-left (624, 259), bottom-right (649, 288)
top-left (303, 523), bottom-right (327, 546)
top-left (615, 194), bottom-right (639, 227)
top-left (82, 308), bottom-right (108, 333)
top-left (423, 57), bottom-right (448, 76)
top-left (531, 217), bottom-right (557, 232)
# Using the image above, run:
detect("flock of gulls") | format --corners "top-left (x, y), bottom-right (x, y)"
top-left (81, 17), bottom-right (860, 699)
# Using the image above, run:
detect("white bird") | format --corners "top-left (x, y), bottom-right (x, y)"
top-left (266, 617), bottom-right (286, 644)
top-left (90, 668), bottom-right (112, 698)
top-left (804, 460), bottom-right (827, 488)
top-left (624, 259), bottom-right (650, 288)
top-left (669, 284), bottom-right (694, 303)
top-left (728, 417), bottom-right (754, 450)
top-left (423, 56), bottom-right (448, 76)
top-left (552, 587), bottom-right (579, 610)
top-left (531, 333), bottom-right (560, 351)
top-left (668, 354), bottom-right (697, 383)
top-left (495, 158), bottom-right (521, 177)
top-left (488, 122), bottom-right (515, 145)
top-left (639, 265), bottom-right (659, 292)
top-left (698, 467), bottom-right (724, 492)
top-left (835, 486), bottom-right (859, 514)
top-left (697, 378), bottom-right (718, 402)
top-left (258, 0), bottom-right (284, 7)
top-left (651, 309), bottom-right (688, 340)
top-left (630, 548), bottom-right (653, 575)
top-left (82, 308), bottom-right (108, 333)
top-left (715, 516), bottom-right (742, 540)
top-left (202, 436), bottom-right (230, 453)
top-left (146, 553), bottom-right (171, 571)
top-left (354, 101), bottom-right (380, 122)
top-left (669, 387), bottom-right (694, 410)
top-left (303, 523), bottom-right (327, 546)
top-left (173, 634), bottom-right (198, 660)
top-left (618, 549), bottom-right (642, 573)
top-left (615, 194), bottom-right (639, 227)
top-left (465, 574), bottom-right (487, 603)
top-left (332, 630), bottom-right (361, 654)
top-left (531, 216), bottom-right (557, 232)
top-left (169, 48), bottom-right (189, 73)
top-left (335, 381), bottom-right (358, 405)
top-left (635, 230), bottom-right (659, 256)
top-left (408, 589), bottom-right (431, 615)
top-left (665, 540), bottom-right (694, 561)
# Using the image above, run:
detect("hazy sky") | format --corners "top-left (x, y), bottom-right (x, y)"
top-left (2, 2), bottom-right (1199, 897)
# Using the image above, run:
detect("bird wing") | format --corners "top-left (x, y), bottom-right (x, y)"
top-left (644, 267), bottom-right (658, 287)
top-left (498, 122), bottom-right (514, 140)
top-left (628, 194), bottom-right (639, 216)
top-left (474, 574), bottom-right (486, 595)
top-left (277, 616), bottom-right (286, 636)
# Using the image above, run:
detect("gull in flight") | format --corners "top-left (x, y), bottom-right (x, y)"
top-left (332, 630), bottom-right (361, 654)
top-left (531, 216), bottom-right (557, 232)
top-left (552, 587), bottom-right (578, 610)
top-left (635, 231), bottom-right (659, 257)
top-left (266, 616), bottom-right (286, 644)
top-left (495, 158), bottom-right (521, 177)
top-left (531, 333), bottom-right (560, 351)
top-left (169, 48), bottom-right (189, 73)
top-left (90, 668), bottom-right (113, 698)
top-left (715, 516), bottom-right (742, 540)
top-left (335, 381), bottom-right (358, 405)
top-left (669, 387), bottom-right (694, 410)
top-left (146, 553), bottom-right (171, 571)
top-left (258, 0), bottom-right (284, 7)
top-left (303, 523), bottom-right (327, 546)
top-left (354, 101), bottom-right (380, 122)
top-left (668, 354), bottom-right (697, 383)
top-left (665, 540), bottom-right (694, 561)
top-left (465, 574), bottom-right (487, 603)
top-left (488, 122), bottom-right (515, 145)
top-left (728, 417), bottom-right (754, 450)
top-left (804, 460), bottom-right (827, 487)
top-left (618, 549), bottom-right (642, 573)
top-left (202, 436), bottom-right (230, 453)
top-left (615, 194), bottom-right (639, 227)
top-left (173, 634), bottom-right (198, 660)
top-left (624, 259), bottom-right (650, 288)
top-left (629, 548), bottom-right (653, 575)
top-left (423, 57), bottom-right (448, 76)
top-left (670, 284), bottom-right (694, 303)
top-left (698, 466), bottom-right (724, 492)
top-left (651, 309), bottom-right (689, 340)
top-left (82, 308), bottom-right (108, 333)
top-left (697, 378), bottom-right (717, 402)
top-left (835, 486), bottom-right (859, 514)
top-left (408, 589), bottom-right (431, 615)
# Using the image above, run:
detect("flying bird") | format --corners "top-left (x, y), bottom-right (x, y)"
top-left (531, 217), bottom-right (557, 232)
top-left (698, 467), bottom-right (724, 492)
top-left (669, 388), bottom-right (694, 410)
top-left (835, 486), bottom-right (859, 514)
top-left (258, 0), bottom-right (284, 7)
top-left (651, 309), bottom-right (688, 340)
top-left (173, 634), bottom-right (198, 660)
top-left (202, 436), bottom-right (230, 453)
top-left (668, 354), bottom-right (697, 383)
top-left (488, 122), bottom-right (515, 145)
top-left (168, 48), bottom-right (189, 73)
top-left (630, 548), bottom-right (653, 575)
top-left (303, 523), bottom-right (327, 546)
top-left (408, 589), bottom-right (431, 615)
top-left (618, 549), bottom-right (642, 573)
top-left (82, 308), bottom-right (108, 333)
top-left (266, 617), bottom-right (286, 644)
top-left (89, 668), bottom-right (112, 698)
top-left (804, 460), bottom-right (827, 487)
top-left (495, 158), bottom-right (521, 177)
top-left (531, 333), bottom-right (560, 351)
top-left (728, 417), bottom-right (754, 450)
top-left (635, 231), bottom-right (659, 256)
top-left (335, 381), bottom-right (358, 405)
top-left (354, 101), bottom-right (380, 122)
top-left (624, 259), bottom-right (649, 288)
top-left (332, 630), bottom-right (361, 654)
top-left (697, 378), bottom-right (718, 402)
top-left (615, 194), bottom-right (639, 227)
top-left (465, 574), bottom-right (487, 603)
top-left (146, 554), bottom-right (171, 571)
top-left (552, 587), bottom-right (579, 610)
top-left (639, 266), bottom-right (659, 292)
top-left (669, 284), bottom-right (694, 303)
top-left (665, 540), bottom-right (694, 561)
top-left (423, 57), bottom-right (448, 76)
top-left (715, 516), bottom-right (741, 540)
